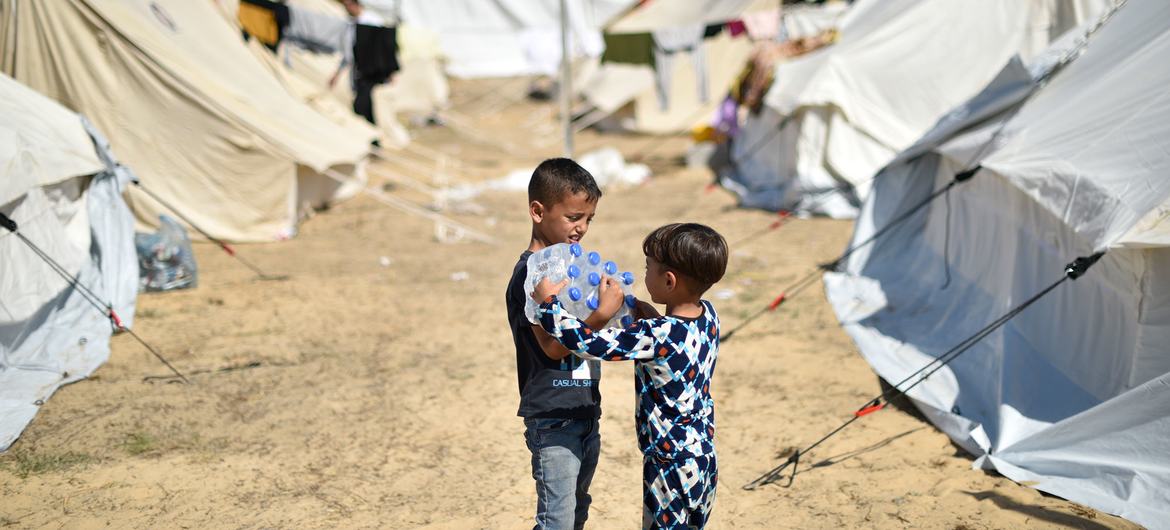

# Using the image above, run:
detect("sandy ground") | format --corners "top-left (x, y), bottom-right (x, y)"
top-left (0, 81), bottom-right (1142, 529)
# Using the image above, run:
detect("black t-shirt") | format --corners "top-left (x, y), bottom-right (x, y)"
top-left (507, 251), bottom-right (601, 419)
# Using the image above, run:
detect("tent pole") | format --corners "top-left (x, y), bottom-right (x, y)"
top-left (559, 0), bottom-right (574, 158)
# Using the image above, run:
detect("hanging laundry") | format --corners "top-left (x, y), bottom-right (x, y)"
top-left (601, 32), bottom-right (656, 67)
top-left (239, 0), bottom-right (290, 49)
top-left (284, 4), bottom-right (348, 54)
top-left (742, 8), bottom-right (782, 41)
top-left (353, 25), bottom-right (399, 84)
top-left (351, 24), bottom-right (398, 124)
top-left (727, 20), bottom-right (747, 38)
top-left (359, 0), bottom-right (402, 26)
top-left (714, 95), bottom-right (739, 138)
top-left (652, 24), bottom-right (707, 111)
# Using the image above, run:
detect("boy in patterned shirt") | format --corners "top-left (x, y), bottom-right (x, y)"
top-left (531, 223), bottom-right (727, 529)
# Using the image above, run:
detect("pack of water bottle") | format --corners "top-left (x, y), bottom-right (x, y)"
top-left (134, 215), bottom-right (198, 292)
top-left (524, 243), bottom-right (638, 329)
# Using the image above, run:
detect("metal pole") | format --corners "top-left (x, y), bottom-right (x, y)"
top-left (559, 0), bottom-right (574, 158)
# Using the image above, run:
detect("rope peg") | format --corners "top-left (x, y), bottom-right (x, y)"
top-left (767, 293), bottom-right (787, 311)
top-left (0, 212), bottom-right (17, 232)
top-left (768, 211), bottom-right (792, 230)
top-left (954, 165), bottom-right (982, 182)
top-left (818, 258), bottom-right (842, 272)
top-left (107, 307), bottom-right (124, 330)
top-left (854, 398), bottom-right (885, 417)
top-left (1065, 252), bottom-right (1105, 280)
top-left (784, 449), bottom-right (801, 487)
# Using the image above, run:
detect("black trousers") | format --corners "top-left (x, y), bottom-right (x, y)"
top-left (353, 78), bottom-right (379, 124)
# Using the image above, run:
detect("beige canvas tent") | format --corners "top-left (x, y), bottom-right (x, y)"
top-left (1, 0), bottom-right (375, 242)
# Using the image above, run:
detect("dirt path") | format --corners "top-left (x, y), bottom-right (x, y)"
top-left (0, 83), bottom-right (1138, 529)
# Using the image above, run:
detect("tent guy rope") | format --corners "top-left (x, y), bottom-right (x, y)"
top-left (0, 212), bottom-right (190, 384)
top-left (320, 168), bottom-right (498, 245)
top-left (721, 166), bottom-right (981, 343)
top-left (132, 180), bottom-right (288, 281)
top-left (742, 252), bottom-right (1105, 490)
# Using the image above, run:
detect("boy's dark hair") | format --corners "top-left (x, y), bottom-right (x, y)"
top-left (528, 158), bottom-right (602, 206)
top-left (642, 223), bottom-right (728, 293)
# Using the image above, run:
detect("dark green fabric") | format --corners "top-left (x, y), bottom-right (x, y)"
top-left (601, 32), bottom-right (655, 68)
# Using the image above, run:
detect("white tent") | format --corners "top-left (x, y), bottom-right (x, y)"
top-left (0, 73), bottom-right (138, 451)
top-left (723, 0), bottom-right (1108, 218)
top-left (1, 0), bottom-right (375, 242)
top-left (401, 0), bottom-right (633, 79)
top-left (823, 1), bottom-right (1170, 526)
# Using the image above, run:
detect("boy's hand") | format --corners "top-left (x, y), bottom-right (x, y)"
top-left (531, 277), bottom-right (569, 303)
top-left (595, 277), bottom-right (625, 320)
top-left (633, 299), bottom-right (661, 320)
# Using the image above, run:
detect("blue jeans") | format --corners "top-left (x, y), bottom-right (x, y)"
top-left (523, 417), bottom-right (601, 530)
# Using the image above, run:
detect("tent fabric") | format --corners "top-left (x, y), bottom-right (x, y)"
top-left (1, 75), bottom-right (137, 452)
top-left (399, 0), bottom-right (633, 78)
top-left (778, 2), bottom-right (850, 42)
top-left (726, 0), bottom-right (1109, 218)
top-left (580, 63), bottom-right (655, 114)
top-left (0, 77), bottom-right (104, 208)
top-left (607, 0), bottom-right (772, 34)
top-left (2, 0), bottom-right (373, 242)
top-left (823, 1), bottom-right (1170, 527)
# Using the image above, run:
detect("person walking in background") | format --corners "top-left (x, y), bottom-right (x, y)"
top-left (330, 0), bottom-right (399, 126)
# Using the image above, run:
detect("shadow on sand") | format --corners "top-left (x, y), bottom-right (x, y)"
top-left (962, 491), bottom-right (1112, 530)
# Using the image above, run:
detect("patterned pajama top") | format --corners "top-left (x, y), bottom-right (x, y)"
top-left (537, 297), bottom-right (719, 459)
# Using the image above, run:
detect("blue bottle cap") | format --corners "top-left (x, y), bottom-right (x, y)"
top-left (586, 295), bottom-right (599, 311)
top-left (569, 243), bottom-right (583, 257)
top-left (625, 294), bottom-right (637, 308)
top-left (542, 248), bottom-right (552, 258)
top-left (604, 261), bottom-right (618, 275)
top-left (621, 272), bottom-right (635, 285)
top-left (587, 252), bottom-right (601, 265)
top-left (621, 316), bottom-right (634, 328)
top-left (568, 287), bottom-right (582, 301)
top-left (567, 264), bottom-right (581, 278)
top-left (588, 272), bottom-right (601, 286)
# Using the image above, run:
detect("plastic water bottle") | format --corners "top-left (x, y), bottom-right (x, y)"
top-left (524, 243), bottom-right (573, 321)
top-left (525, 243), bottom-right (639, 329)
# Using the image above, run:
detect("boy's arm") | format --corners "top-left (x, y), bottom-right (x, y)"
top-left (531, 325), bottom-right (572, 360)
top-left (529, 276), bottom-right (622, 361)
top-left (537, 298), bottom-right (662, 362)
top-left (530, 310), bottom-right (620, 361)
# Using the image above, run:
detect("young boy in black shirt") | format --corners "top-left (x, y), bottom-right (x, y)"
top-left (505, 158), bottom-right (610, 530)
